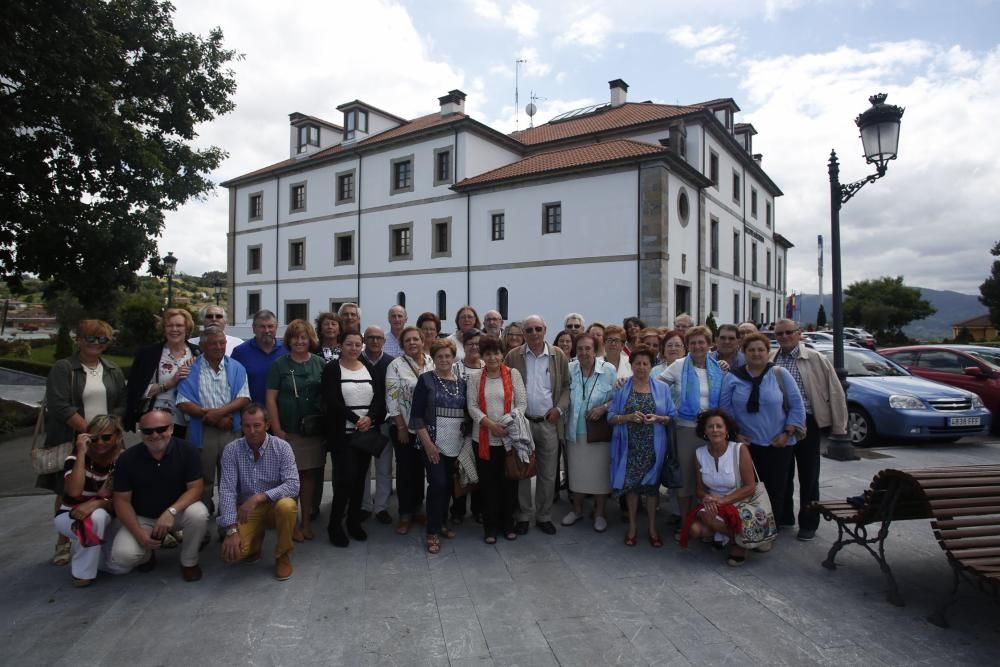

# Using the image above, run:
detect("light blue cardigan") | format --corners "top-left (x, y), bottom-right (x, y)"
top-left (565, 359), bottom-right (617, 444)
top-left (176, 356), bottom-right (248, 448)
top-left (608, 378), bottom-right (677, 493)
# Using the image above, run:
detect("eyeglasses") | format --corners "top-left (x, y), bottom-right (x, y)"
top-left (484, 316), bottom-right (502, 322)
top-left (140, 425), bottom-right (171, 435)
top-left (524, 326), bottom-right (544, 334)
top-left (775, 330), bottom-right (799, 337)
top-left (82, 335), bottom-right (111, 345)
top-left (605, 338), bottom-right (623, 344)
top-left (90, 433), bottom-right (116, 443)
top-left (204, 313), bottom-right (225, 320)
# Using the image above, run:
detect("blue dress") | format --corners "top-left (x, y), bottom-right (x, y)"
top-left (618, 390), bottom-right (659, 497)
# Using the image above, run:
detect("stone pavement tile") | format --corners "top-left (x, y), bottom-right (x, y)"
top-left (494, 536), bottom-right (564, 573)
top-left (453, 541), bottom-right (515, 584)
top-left (479, 618), bottom-right (552, 660)
top-left (611, 616), bottom-right (692, 667)
top-left (437, 595), bottom-right (490, 661)
top-left (537, 615), bottom-right (646, 665)
top-left (449, 657), bottom-right (497, 667)
top-left (429, 551), bottom-right (472, 600)
top-left (361, 610), bottom-right (449, 663)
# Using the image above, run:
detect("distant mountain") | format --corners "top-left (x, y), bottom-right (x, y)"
top-left (791, 288), bottom-right (987, 341)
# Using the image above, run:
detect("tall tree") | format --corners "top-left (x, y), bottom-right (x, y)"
top-left (816, 304), bottom-right (827, 328)
top-left (0, 0), bottom-right (239, 308)
top-left (979, 240), bottom-right (1000, 329)
top-left (843, 276), bottom-right (935, 342)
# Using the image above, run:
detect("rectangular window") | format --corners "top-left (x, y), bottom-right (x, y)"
top-left (710, 217), bottom-right (719, 269)
top-left (284, 301), bottom-right (308, 325)
top-left (335, 231), bottom-right (354, 266)
top-left (289, 182), bottom-right (306, 212)
top-left (297, 125), bottom-right (319, 153)
top-left (247, 245), bottom-right (262, 274)
top-left (389, 222), bottom-right (413, 261)
top-left (390, 155), bottom-right (414, 194)
top-left (289, 238), bottom-right (305, 271)
top-left (431, 217), bottom-right (451, 258)
top-left (711, 283), bottom-right (719, 314)
top-left (247, 291), bottom-right (261, 319)
top-left (491, 212), bottom-right (505, 241)
top-left (751, 188), bottom-right (758, 218)
top-left (248, 192), bottom-right (263, 222)
top-left (733, 294), bottom-right (740, 323)
top-left (343, 110), bottom-right (368, 140)
top-left (542, 202), bottom-right (562, 234)
top-left (733, 231), bottom-right (740, 277)
top-left (732, 170), bottom-right (741, 204)
top-left (766, 250), bottom-right (772, 287)
top-left (433, 147), bottom-right (452, 186)
top-left (336, 169), bottom-right (355, 204)
top-left (751, 240), bottom-right (758, 282)
top-left (766, 201), bottom-right (772, 228)
top-left (709, 151), bottom-right (719, 188)
top-left (778, 257), bottom-right (783, 290)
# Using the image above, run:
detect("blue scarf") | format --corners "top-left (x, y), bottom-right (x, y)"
top-left (678, 355), bottom-right (724, 422)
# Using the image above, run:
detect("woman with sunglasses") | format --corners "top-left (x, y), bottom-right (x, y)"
top-left (42, 319), bottom-right (127, 565)
top-left (52, 415), bottom-right (125, 587)
top-left (125, 308), bottom-right (200, 437)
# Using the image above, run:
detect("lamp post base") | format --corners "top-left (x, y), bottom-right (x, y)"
top-left (823, 433), bottom-right (860, 461)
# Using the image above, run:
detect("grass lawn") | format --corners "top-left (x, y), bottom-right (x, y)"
top-left (0, 345), bottom-right (133, 375)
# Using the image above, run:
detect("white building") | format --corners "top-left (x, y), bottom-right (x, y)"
top-left (222, 79), bottom-right (790, 336)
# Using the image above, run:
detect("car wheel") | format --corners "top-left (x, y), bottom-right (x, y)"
top-left (847, 406), bottom-right (876, 447)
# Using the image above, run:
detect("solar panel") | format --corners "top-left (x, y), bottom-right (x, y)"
top-left (549, 103), bottom-right (611, 123)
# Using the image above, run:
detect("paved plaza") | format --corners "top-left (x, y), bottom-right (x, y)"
top-left (1, 435), bottom-right (998, 666)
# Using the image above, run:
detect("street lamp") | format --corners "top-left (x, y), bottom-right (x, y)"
top-left (163, 251), bottom-right (178, 307)
top-left (213, 278), bottom-right (223, 305)
top-left (826, 93), bottom-right (904, 461)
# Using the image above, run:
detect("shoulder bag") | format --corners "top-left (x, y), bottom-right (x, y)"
top-left (346, 428), bottom-right (389, 458)
top-left (731, 442), bottom-right (778, 549)
top-left (659, 422), bottom-right (683, 489)
top-left (504, 449), bottom-right (536, 481)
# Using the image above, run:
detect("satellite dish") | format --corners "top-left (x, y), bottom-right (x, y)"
top-left (525, 103), bottom-right (536, 117)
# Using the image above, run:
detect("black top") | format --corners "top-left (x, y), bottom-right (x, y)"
top-left (321, 358), bottom-right (387, 448)
top-left (113, 438), bottom-right (203, 518)
top-left (125, 340), bottom-right (201, 431)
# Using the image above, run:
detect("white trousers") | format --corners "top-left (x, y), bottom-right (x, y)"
top-left (53, 508), bottom-right (121, 579)
top-left (109, 502), bottom-right (209, 571)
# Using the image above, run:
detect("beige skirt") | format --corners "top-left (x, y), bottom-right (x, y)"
top-left (285, 433), bottom-right (325, 471)
top-left (567, 435), bottom-right (611, 495)
top-left (673, 425), bottom-right (702, 497)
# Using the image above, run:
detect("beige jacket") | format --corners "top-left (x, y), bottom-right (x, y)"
top-left (770, 343), bottom-right (848, 435)
top-left (504, 343), bottom-right (571, 439)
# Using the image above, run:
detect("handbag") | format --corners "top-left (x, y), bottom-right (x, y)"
top-left (659, 423), bottom-right (683, 489)
top-left (504, 448), bottom-right (537, 481)
top-left (731, 443), bottom-right (778, 549)
top-left (30, 400), bottom-right (74, 475)
top-left (346, 428), bottom-right (389, 458)
top-left (585, 418), bottom-right (612, 443)
top-left (300, 414), bottom-right (325, 436)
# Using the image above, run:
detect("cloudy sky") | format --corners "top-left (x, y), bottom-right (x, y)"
top-left (166, 0), bottom-right (999, 296)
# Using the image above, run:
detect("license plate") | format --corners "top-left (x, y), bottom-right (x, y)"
top-left (949, 417), bottom-right (981, 427)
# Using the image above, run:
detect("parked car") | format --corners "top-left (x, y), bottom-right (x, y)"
top-left (843, 327), bottom-right (877, 349)
top-left (801, 331), bottom-right (863, 348)
top-left (816, 346), bottom-right (991, 446)
top-left (880, 345), bottom-right (1000, 430)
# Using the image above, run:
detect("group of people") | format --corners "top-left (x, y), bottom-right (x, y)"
top-left (41, 302), bottom-right (847, 586)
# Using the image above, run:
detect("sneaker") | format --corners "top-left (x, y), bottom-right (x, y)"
top-left (796, 529), bottom-right (816, 542)
top-left (561, 511), bottom-right (582, 527)
top-left (593, 516), bottom-right (608, 533)
top-left (275, 555), bottom-right (293, 581)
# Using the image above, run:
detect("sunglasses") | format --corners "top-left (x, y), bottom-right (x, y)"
top-left (140, 425), bottom-right (171, 435)
top-left (83, 335), bottom-right (111, 345)
top-left (524, 326), bottom-right (544, 334)
top-left (204, 313), bottom-right (225, 319)
top-left (89, 433), bottom-right (117, 443)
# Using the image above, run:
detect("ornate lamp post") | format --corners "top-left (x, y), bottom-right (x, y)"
top-left (163, 251), bottom-right (178, 307)
top-left (213, 278), bottom-right (223, 305)
top-left (826, 93), bottom-right (904, 461)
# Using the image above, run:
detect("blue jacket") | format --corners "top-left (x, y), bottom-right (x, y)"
top-left (177, 356), bottom-right (248, 448)
top-left (608, 378), bottom-right (677, 493)
top-left (719, 366), bottom-right (806, 446)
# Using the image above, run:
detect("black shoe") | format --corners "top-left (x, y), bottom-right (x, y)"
top-left (328, 524), bottom-right (349, 548)
top-left (137, 552), bottom-right (157, 573)
top-left (358, 510), bottom-right (372, 522)
top-left (796, 529), bottom-right (816, 542)
top-left (376, 510), bottom-right (392, 525)
top-left (347, 522), bottom-right (368, 541)
top-left (536, 521), bottom-right (557, 535)
top-left (514, 521), bottom-right (529, 535)
top-left (450, 514), bottom-right (464, 526)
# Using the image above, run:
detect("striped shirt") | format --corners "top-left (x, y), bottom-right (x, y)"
top-left (774, 346), bottom-right (812, 414)
top-left (217, 433), bottom-right (300, 529)
top-left (59, 454), bottom-right (114, 513)
top-left (197, 357), bottom-right (247, 409)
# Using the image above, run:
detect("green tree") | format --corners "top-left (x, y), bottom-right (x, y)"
top-left (114, 291), bottom-right (165, 353)
top-left (816, 304), bottom-right (827, 328)
top-left (843, 276), bottom-right (935, 341)
top-left (0, 0), bottom-right (239, 309)
top-left (979, 240), bottom-right (1000, 329)
top-left (954, 326), bottom-right (974, 344)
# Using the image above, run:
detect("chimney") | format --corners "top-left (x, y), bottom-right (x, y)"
top-left (669, 123), bottom-right (687, 158)
top-left (609, 79), bottom-right (628, 107)
top-left (439, 89), bottom-right (466, 116)
top-left (753, 153), bottom-right (763, 165)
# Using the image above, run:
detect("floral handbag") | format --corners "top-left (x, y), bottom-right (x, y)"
top-left (731, 443), bottom-right (778, 549)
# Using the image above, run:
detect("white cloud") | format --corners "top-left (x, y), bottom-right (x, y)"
top-left (667, 24), bottom-right (736, 49)
top-left (692, 42), bottom-right (739, 66)
top-left (557, 12), bottom-right (613, 50)
top-left (764, 0), bottom-right (803, 21)
top-left (505, 1), bottom-right (540, 37)
top-left (517, 47), bottom-right (552, 77)
top-left (470, 0), bottom-right (502, 20)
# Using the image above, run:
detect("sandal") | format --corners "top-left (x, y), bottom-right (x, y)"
top-left (52, 539), bottom-right (71, 566)
top-left (649, 534), bottom-right (663, 548)
top-left (426, 534), bottom-right (441, 554)
top-left (440, 527), bottom-right (457, 540)
top-left (292, 526), bottom-right (305, 543)
top-left (504, 531), bottom-right (518, 541)
top-left (624, 531), bottom-right (637, 547)
top-left (727, 555), bottom-right (746, 567)
top-left (396, 518), bottom-right (412, 535)
top-left (302, 526), bottom-right (314, 541)
top-left (484, 535), bottom-right (497, 545)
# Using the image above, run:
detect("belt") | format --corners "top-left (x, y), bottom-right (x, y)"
top-left (526, 415), bottom-right (547, 423)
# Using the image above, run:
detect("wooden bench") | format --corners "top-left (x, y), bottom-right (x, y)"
top-left (812, 464), bottom-right (1000, 627)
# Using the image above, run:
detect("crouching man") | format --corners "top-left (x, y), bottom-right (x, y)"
top-left (218, 404), bottom-right (300, 581)
top-left (110, 409), bottom-right (209, 581)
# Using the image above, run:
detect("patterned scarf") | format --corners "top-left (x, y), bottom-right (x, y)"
top-left (678, 355), bottom-right (724, 422)
top-left (478, 363), bottom-right (513, 461)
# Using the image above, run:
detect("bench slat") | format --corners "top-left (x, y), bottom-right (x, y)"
top-left (923, 485), bottom-right (1000, 499)
top-left (942, 536), bottom-right (1000, 551)
top-left (915, 477), bottom-right (1000, 489)
top-left (934, 526), bottom-right (1000, 541)
top-left (928, 497), bottom-right (1000, 510)
top-left (932, 516), bottom-right (1000, 530)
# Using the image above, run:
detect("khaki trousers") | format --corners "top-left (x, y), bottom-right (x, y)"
top-left (517, 421), bottom-right (559, 523)
top-left (221, 497), bottom-right (297, 563)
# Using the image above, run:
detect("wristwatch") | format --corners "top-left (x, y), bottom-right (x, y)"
top-left (167, 507), bottom-right (178, 516)
top-left (226, 526), bottom-right (239, 537)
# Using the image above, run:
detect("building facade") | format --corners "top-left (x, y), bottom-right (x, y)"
top-left (223, 79), bottom-right (790, 335)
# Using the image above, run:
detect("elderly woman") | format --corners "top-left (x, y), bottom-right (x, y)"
top-left (410, 338), bottom-right (467, 554)
top-left (586, 322), bottom-right (606, 357)
top-left (52, 415), bottom-right (124, 586)
top-left (656, 326), bottom-right (725, 522)
top-left (680, 408), bottom-right (758, 566)
top-left (639, 328), bottom-right (663, 365)
top-left (609, 345), bottom-right (676, 547)
top-left (126, 308), bottom-right (199, 437)
top-left (602, 325), bottom-right (632, 380)
top-left (561, 333), bottom-right (617, 531)
top-left (417, 311), bottom-right (442, 356)
top-left (720, 333), bottom-right (806, 520)
top-left (266, 319), bottom-right (325, 542)
top-left (553, 330), bottom-right (575, 359)
top-left (467, 335), bottom-right (526, 543)
top-left (448, 305), bottom-right (481, 363)
top-left (322, 330), bottom-right (387, 547)
top-left (315, 312), bottom-right (343, 363)
top-left (622, 317), bottom-right (646, 355)
top-left (42, 319), bottom-right (127, 565)
top-left (450, 328), bottom-right (484, 524)
top-left (386, 326), bottom-right (434, 535)
top-left (502, 321), bottom-right (525, 354)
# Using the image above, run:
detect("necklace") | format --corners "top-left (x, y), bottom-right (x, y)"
top-left (84, 362), bottom-right (101, 378)
top-left (433, 372), bottom-right (461, 399)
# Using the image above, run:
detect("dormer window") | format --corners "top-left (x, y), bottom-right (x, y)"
top-left (344, 109), bottom-right (369, 140)
top-left (297, 125), bottom-right (319, 153)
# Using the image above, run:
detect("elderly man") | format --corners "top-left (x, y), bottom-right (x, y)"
top-left (232, 309), bottom-right (287, 405)
top-left (177, 326), bottom-right (251, 513)
top-left (737, 320), bottom-right (759, 338)
top-left (360, 325), bottom-right (396, 524)
top-left (190, 305), bottom-right (244, 355)
top-left (771, 318), bottom-right (848, 541)
top-left (504, 314), bottom-right (570, 535)
top-left (384, 305), bottom-right (407, 357)
top-left (218, 404), bottom-right (299, 581)
top-left (711, 323), bottom-right (745, 369)
top-left (482, 310), bottom-right (504, 337)
top-left (109, 409), bottom-right (209, 581)
top-left (563, 312), bottom-right (585, 336)
top-left (338, 302), bottom-right (362, 334)
top-left (673, 313), bottom-right (694, 333)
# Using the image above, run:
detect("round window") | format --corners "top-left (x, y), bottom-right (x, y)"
top-left (678, 189), bottom-right (690, 227)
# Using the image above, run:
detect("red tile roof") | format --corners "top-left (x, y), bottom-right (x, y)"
top-left (954, 314), bottom-right (994, 327)
top-left (510, 102), bottom-right (698, 146)
top-left (455, 139), bottom-right (667, 188)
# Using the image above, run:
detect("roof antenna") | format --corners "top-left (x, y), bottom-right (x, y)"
top-left (526, 91), bottom-right (545, 129)
top-left (515, 58), bottom-right (526, 131)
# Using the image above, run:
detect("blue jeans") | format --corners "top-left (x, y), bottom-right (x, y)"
top-left (421, 450), bottom-right (456, 536)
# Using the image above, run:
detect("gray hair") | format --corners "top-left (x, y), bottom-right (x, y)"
top-left (199, 325), bottom-right (227, 347)
top-left (674, 312), bottom-right (694, 325)
top-left (252, 309), bottom-right (277, 326)
top-left (774, 318), bottom-right (799, 330)
top-left (563, 312), bottom-right (585, 327)
top-left (338, 302), bottom-right (361, 319)
top-left (199, 304), bottom-right (225, 323)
